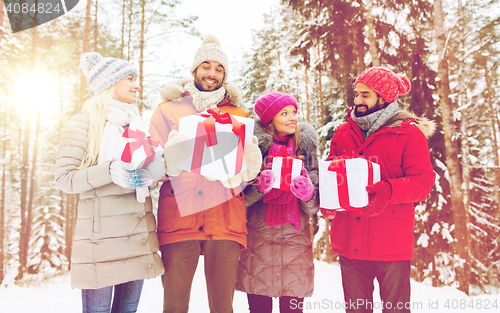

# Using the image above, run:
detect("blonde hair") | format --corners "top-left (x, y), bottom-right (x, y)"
top-left (79, 86), bottom-right (117, 169)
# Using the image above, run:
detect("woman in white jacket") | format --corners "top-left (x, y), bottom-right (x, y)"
top-left (54, 52), bottom-right (164, 313)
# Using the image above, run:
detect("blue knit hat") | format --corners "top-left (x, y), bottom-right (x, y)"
top-left (80, 52), bottom-right (139, 95)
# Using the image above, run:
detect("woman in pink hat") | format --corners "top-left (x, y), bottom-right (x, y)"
top-left (236, 92), bottom-right (319, 313)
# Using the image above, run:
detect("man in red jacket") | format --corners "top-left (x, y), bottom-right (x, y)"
top-left (324, 67), bottom-right (435, 312)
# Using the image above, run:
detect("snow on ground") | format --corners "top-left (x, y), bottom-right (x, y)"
top-left (1, 259), bottom-right (499, 312)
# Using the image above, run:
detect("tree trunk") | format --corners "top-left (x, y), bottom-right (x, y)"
top-left (17, 26), bottom-right (38, 281)
top-left (79, 0), bottom-right (92, 110)
top-left (138, 0), bottom-right (146, 113)
top-left (484, 63), bottom-right (500, 212)
top-left (457, 3), bottom-right (472, 284)
top-left (433, 0), bottom-right (470, 294)
top-left (25, 112), bottom-right (41, 271)
top-left (120, 0), bottom-right (126, 59)
top-left (0, 99), bottom-right (6, 284)
top-left (0, 0), bottom-right (3, 25)
top-left (0, 0), bottom-right (4, 40)
top-left (94, 0), bottom-right (98, 52)
top-left (305, 64), bottom-right (310, 123)
top-left (127, 0), bottom-right (133, 62)
top-left (317, 44), bottom-right (326, 149)
top-left (352, 23), bottom-right (365, 74)
top-left (83, 0), bottom-right (91, 57)
top-left (365, 0), bottom-right (379, 67)
top-left (17, 114), bottom-right (31, 281)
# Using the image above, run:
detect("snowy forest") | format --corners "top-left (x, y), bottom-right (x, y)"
top-left (0, 0), bottom-right (499, 298)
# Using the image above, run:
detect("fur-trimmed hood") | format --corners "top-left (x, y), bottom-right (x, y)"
top-left (161, 77), bottom-right (243, 105)
top-left (253, 119), bottom-right (319, 156)
top-left (386, 109), bottom-right (436, 139)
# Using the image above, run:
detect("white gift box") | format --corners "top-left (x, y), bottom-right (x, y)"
top-left (319, 158), bottom-right (380, 211)
top-left (270, 156), bottom-right (303, 191)
top-left (113, 128), bottom-right (163, 171)
top-left (177, 110), bottom-right (255, 181)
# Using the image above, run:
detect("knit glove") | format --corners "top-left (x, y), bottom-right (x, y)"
top-left (362, 180), bottom-right (392, 216)
top-left (320, 208), bottom-right (337, 219)
top-left (146, 155), bottom-right (166, 181)
top-left (110, 161), bottom-right (153, 189)
top-left (256, 169), bottom-right (275, 194)
top-left (164, 130), bottom-right (191, 177)
top-left (291, 168), bottom-right (315, 201)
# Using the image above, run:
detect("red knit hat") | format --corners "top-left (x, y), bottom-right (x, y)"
top-left (254, 92), bottom-right (298, 126)
top-left (355, 67), bottom-right (411, 103)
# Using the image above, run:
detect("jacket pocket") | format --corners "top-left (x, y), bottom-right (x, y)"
top-left (367, 211), bottom-right (414, 257)
top-left (158, 179), bottom-right (201, 233)
top-left (223, 191), bottom-right (247, 234)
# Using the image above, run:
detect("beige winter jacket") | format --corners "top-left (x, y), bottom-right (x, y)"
top-left (54, 112), bottom-right (164, 289)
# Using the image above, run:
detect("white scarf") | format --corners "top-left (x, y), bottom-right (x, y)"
top-left (98, 99), bottom-right (149, 202)
top-left (184, 81), bottom-right (226, 112)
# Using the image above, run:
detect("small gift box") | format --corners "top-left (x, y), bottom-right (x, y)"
top-left (113, 128), bottom-right (163, 170)
top-left (270, 145), bottom-right (303, 191)
top-left (177, 108), bottom-right (255, 181)
top-left (319, 158), bottom-right (380, 211)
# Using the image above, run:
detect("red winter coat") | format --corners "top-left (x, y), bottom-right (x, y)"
top-left (327, 108), bottom-right (435, 261)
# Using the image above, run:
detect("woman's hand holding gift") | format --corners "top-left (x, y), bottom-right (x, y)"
top-left (290, 168), bottom-right (314, 201)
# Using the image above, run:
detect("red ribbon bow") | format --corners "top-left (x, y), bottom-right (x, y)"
top-left (191, 108), bottom-right (246, 175)
top-left (120, 129), bottom-right (160, 168)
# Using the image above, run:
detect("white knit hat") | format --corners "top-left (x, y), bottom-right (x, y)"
top-left (191, 35), bottom-right (229, 80)
top-left (80, 52), bottom-right (139, 95)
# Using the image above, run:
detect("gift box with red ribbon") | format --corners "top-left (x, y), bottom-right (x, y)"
top-left (177, 108), bottom-right (255, 181)
top-left (113, 128), bottom-right (163, 170)
top-left (319, 158), bottom-right (380, 211)
top-left (270, 145), bottom-right (303, 191)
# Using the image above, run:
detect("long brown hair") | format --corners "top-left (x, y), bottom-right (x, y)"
top-left (264, 123), bottom-right (303, 159)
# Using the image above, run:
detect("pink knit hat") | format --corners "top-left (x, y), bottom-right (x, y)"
top-left (355, 67), bottom-right (411, 103)
top-left (254, 92), bottom-right (298, 126)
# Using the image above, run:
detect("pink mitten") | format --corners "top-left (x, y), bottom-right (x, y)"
top-left (257, 170), bottom-right (275, 194)
top-left (362, 181), bottom-right (392, 216)
top-left (291, 168), bottom-right (315, 201)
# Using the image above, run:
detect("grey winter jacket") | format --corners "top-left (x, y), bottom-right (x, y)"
top-left (54, 112), bottom-right (164, 289)
top-left (236, 120), bottom-right (319, 298)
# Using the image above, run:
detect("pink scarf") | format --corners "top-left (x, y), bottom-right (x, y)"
top-left (264, 135), bottom-right (301, 231)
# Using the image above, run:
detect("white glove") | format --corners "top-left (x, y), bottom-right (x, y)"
top-left (146, 155), bottom-right (167, 181)
top-left (220, 136), bottom-right (262, 189)
top-left (241, 136), bottom-right (262, 182)
top-left (164, 130), bottom-right (191, 177)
